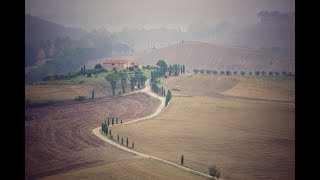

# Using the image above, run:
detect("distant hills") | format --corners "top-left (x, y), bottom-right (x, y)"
top-left (135, 41), bottom-right (295, 73)
top-left (25, 14), bottom-right (131, 84)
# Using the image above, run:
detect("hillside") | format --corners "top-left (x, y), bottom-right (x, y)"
top-left (134, 41), bottom-right (295, 73)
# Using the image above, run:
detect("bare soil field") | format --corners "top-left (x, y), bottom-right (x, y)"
top-left (42, 158), bottom-right (208, 180)
top-left (25, 93), bottom-right (160, 179)
top-left (111, 74), bottom-right (295, 179)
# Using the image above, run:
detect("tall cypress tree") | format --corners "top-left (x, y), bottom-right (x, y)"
top-left (181, 65), bottom-right (183, 74)
top-left (92, 90), bottom-right (95, 99)
top-left (105, 125), bottom-right (108, 135)
top-left (126, 137), bottom-right (129, 146)
top-left (116, 117), bottom-right (118, 124)
top-left (101, 123), bottom-right (104, 132)
top-left (121, 137), bottom-right (123, 144)
top-left (112, 117), bottom-right (114, 125)
top-left (108, 118), bottom-right (110, 126)
top-left (117, 134), bottom-right (119, 141)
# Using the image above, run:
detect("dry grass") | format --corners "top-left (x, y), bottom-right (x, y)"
top-left (42, 158), bottom-right (209, 180)
top-left (111, 74), bottom-right (295, 179)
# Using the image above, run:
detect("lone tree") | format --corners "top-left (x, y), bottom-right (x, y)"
top-left (126, 137), bottom-right (129, 146)
top-left (130, 76), bottom-right (136, 91)
top-left (121, 137), bottom-right (124, 144)
top-left (95, 63), bottom-right (103, 70)
top-left (112, 117), bottom-right (114, 125)
top-left (119, 71), bottom-right (128, 94)
top-left (117, 134), bottom-right (119, 141)
top-left (156, 59), bottom-right (167, 77)
top-left (92, 90), bottom-right (95, 99)
top-left (109, 129), bottom-right (112, 136)
top-left (208, 165), bottom-right (220, 178)
top-left (106, 72), bottom-right (121, 96)
top-left (181, 155), bottom-right (184, 166)
top-left (121, 119), bottom-right (122, 124)
top-left (116, 117), bottom-right (118, 124)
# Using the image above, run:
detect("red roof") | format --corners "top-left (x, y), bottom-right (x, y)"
top-left (103, 59), bottom-right (130, 64)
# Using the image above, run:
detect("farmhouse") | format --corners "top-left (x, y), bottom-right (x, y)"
top-left (102, 59), bottom-right (141, 71)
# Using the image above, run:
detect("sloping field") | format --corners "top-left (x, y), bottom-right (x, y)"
top-left (134, 42), bottom-right (295, 73)
top-left (161, 74), bottom-right (295, 102)
top-left (111, 74), bottom-right (295, 179)
top-left (42, 158), bottom-right (208, 180)
top-left (25, 93), bottom-right (160, 179)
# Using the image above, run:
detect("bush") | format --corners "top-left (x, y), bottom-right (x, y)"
top-left (194, 69), bottom-right (199, 74)
top-left (95, 64), bottom-right (103, 70)
top-left (220, 71), bottom-right (225, 75)
top-left (249, 72), bottom-right (252, 75)
top-left (208, 165), bottom-right (220, 178)
top-left (240, 71), bottom-right (245, 76)
top-left (226, 71), bottom-right (231, 75)
top-left (199, 69), bottom-right (205, 74)
top-left (74, 96), bottom-right (86, 101)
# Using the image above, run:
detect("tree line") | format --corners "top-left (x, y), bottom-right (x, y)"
top-left (193, 69), bottom-right (294, 76)
top-left (106, 68), bottom-right (147, 96)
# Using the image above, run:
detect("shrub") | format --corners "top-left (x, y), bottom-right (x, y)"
top-left (199, 69), bottom-right (205, 74)
top-left (249, 72), bottom-right (252, 75)
top-left (208, 165), bottom-right (220, 178)
top-left (213, 71), bottom-right (218, 75)
top-left (240, 71), bottom-right (245, 76)
top-left (261, 71), bottom-right (266, 75)
top-left (220, 71), bottom-right (225, 75)
top-left (226, 71), bottom-right (231, 75)
top-left (255, 71), bottom-right (260, 75)
top-left (233, 71), bottom-right (237, 75)
top-left (269, 71), bottom-right (273, 75)
top-left (74, 96), bottom-right (86, 101)
top-left (275, 72), bottom-right (280, 76)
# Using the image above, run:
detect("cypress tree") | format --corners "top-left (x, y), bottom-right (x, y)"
top-left (112, 117), bottom-right (114, 125)
top-left (105, 125), bottom-right (108, 135)
top-left (132, 141), bottom-right (134, 149)
top-left (121, 137), bottom-right (123, 144)
top-left (108, 118), bottom-right (110, 126)
top-left (101, 123), bottom-right (104, 132)
top-left (84, 65), bottom-right (86, 74)
top-left (117, 134), bottom-right (119, 141)
top-left (92, 90), bottom-right (95, 99)
top-left (109, 129), bottom-right (112, 136)
top-left (181, 65), bottom-right (183, 74)
top-left (116, 117), bottom-right (118, 124)
top-left (183, 65), bottom-right (185, 73)
top-left (121, 119), bottom-right (122, 124)
top-left (164, 89), bottom-right (166, 97)
top-left (80, 67), bottom-right (83, 74)
top-left (126, 137), bottom-right (129, 146)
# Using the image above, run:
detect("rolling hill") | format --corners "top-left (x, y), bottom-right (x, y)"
top-left (134, 41), bottom-right (295, 73)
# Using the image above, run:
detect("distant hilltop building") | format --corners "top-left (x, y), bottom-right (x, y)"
top-left (102, 59), bottom-right (142, 71)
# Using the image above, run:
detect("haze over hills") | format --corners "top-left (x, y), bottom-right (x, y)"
top-left (25, 10), bottom-right (294, 84)
top-left (134, 41), bottom-right (295, 73)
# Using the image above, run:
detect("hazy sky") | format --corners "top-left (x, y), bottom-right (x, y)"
top-left (25, 0), bottom-right (295, 32)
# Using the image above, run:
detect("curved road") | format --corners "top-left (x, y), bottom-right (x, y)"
top-left (92, 80), bottom-right (213, 179)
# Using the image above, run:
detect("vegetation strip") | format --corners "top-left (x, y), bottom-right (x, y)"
top-left (92, 80), bottom-right (212, 178)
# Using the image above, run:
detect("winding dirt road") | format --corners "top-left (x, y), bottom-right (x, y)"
top-left (92, 80), bottom-right (213, 179)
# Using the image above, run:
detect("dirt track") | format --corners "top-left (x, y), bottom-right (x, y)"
top-left (25, 92), bottom-right (160, 179)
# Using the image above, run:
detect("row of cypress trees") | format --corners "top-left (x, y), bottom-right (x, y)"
top-left (194, 69), bottom-right (294, 76)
